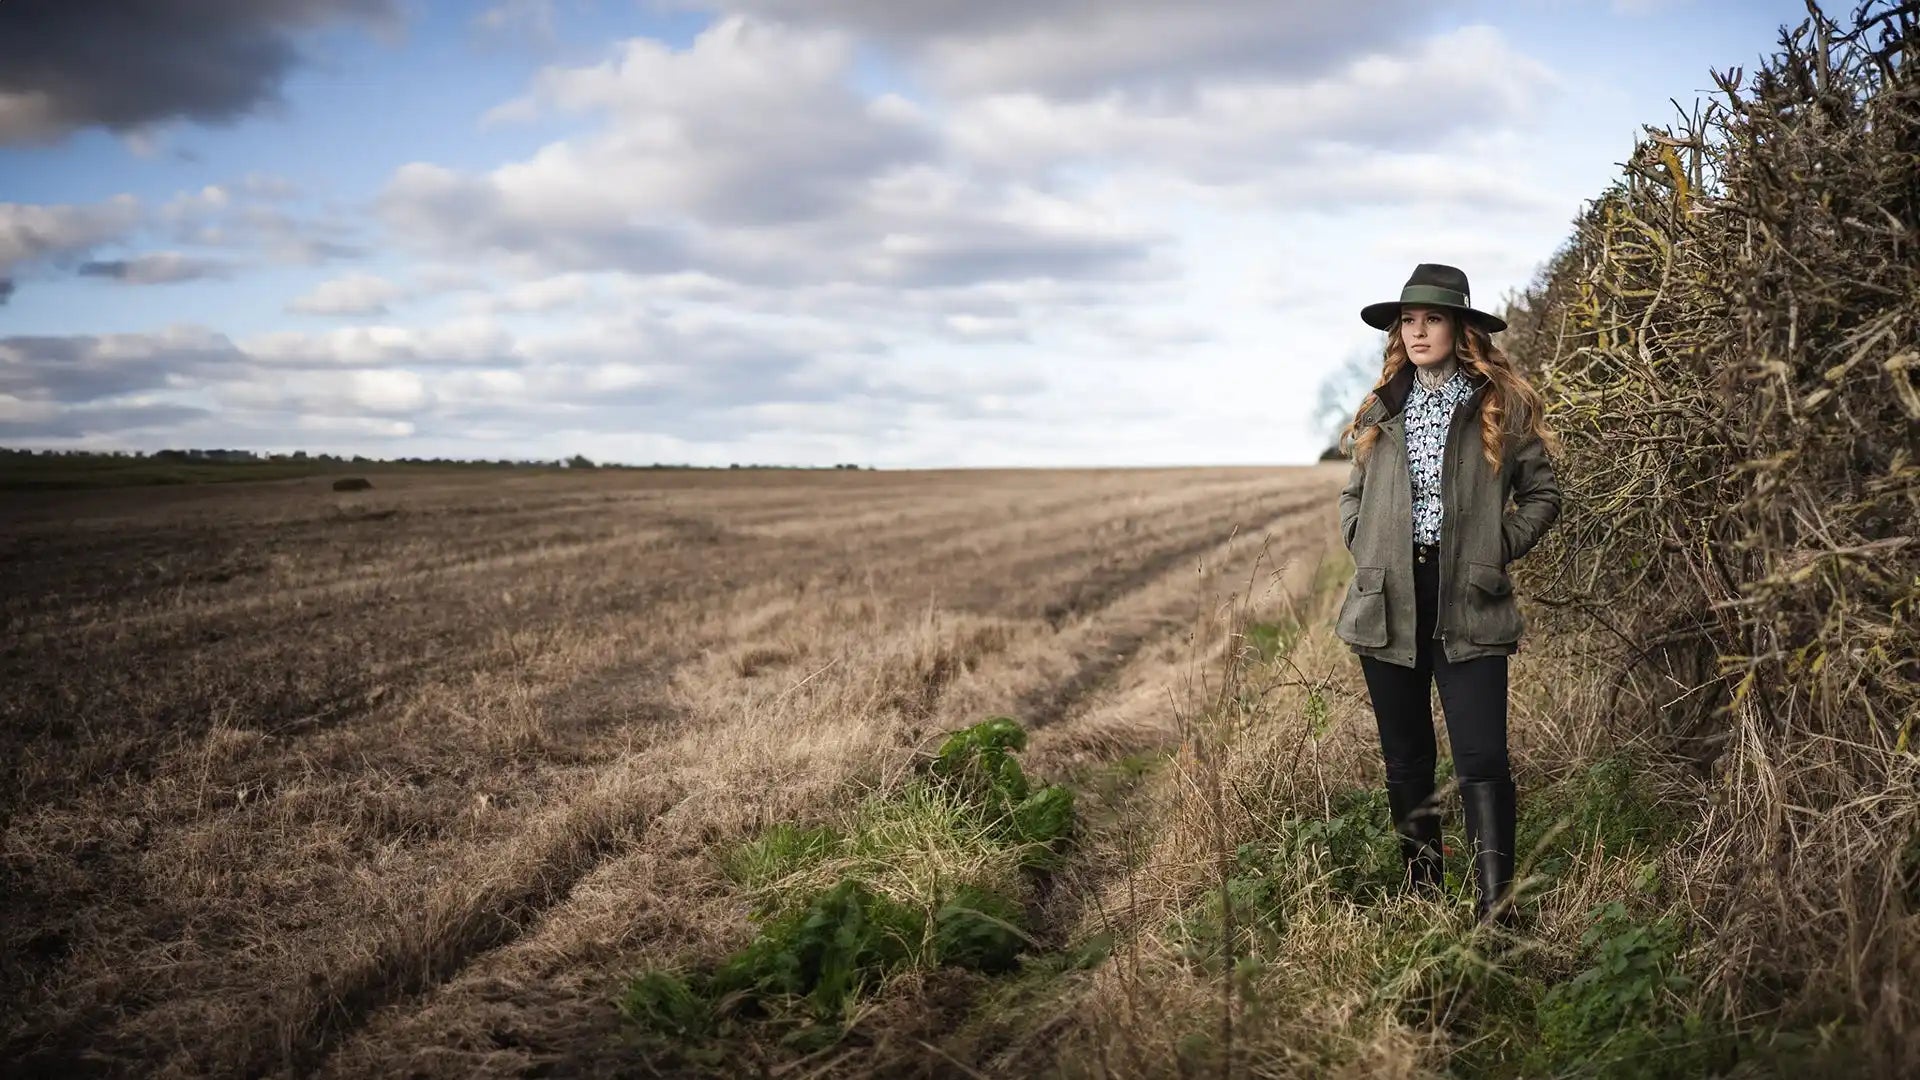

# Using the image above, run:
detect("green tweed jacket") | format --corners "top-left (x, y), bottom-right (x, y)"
top-left (1336, 362), bottom-right (1563, 668)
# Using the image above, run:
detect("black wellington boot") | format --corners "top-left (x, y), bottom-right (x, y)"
top-left (1460, 779), bottom-right (1517, 927)
top-left (1385, 777), bottom-right (1445, 897)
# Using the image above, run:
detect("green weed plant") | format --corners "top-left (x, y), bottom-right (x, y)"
top-left (619, 716), bottom-right (1078, 1054)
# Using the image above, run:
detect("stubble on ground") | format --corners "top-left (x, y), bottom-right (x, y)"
top-left (0, 464), bottom-right (1345, 1077)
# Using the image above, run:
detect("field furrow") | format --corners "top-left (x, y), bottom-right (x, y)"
top-left (0, 464), bottom-right (1347, 1078)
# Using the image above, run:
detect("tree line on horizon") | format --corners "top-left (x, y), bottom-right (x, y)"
top-left (0, 447), bottom-right (869, 472)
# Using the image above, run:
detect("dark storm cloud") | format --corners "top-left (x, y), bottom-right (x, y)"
top-left (0, 278), bottom-right (13, 306)
top-left (0, 0), bottom-right (395, 143)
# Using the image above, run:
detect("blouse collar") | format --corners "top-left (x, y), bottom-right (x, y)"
top-left (1370, 359), bottom-right (1491, 423)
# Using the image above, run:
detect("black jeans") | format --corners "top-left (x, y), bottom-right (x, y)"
top-left (1358, 540), bottom-right (1511, 786)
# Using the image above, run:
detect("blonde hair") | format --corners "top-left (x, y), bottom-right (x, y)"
top-left (1341, 310), bottom-right (1560, 472)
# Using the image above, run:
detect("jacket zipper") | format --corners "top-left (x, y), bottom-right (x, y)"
top-left (1437, 442), bottom-right (1448, 647)
top-left (1436, 398), bottom-right (1469, 648)
top-left (1435, 380), bottom-right (1485, 649)
top-left (1397, 416), bottom-right (1445, 658)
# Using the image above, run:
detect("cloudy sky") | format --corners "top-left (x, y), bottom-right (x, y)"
top-left (1, 0), bottom-right (1806, 467)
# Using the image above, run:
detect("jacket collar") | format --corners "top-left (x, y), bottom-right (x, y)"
top-left (1373, 360), bottom-right (1492, 423)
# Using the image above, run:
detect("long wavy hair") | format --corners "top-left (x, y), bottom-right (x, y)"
top-left (1340, 308), bottom-right (1561, 474)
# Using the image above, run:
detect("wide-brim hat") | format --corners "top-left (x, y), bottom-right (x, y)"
top-left (1360, 262), bottom-right (1507, 334)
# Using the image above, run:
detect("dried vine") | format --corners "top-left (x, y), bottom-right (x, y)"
top-left (1500, 1), bottom-right (1919, 1065)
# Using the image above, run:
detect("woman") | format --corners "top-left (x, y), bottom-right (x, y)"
top-left (1335, 263), bottom-right (1562, 926)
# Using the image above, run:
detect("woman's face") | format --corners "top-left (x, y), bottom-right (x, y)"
top-left (1398, 305), bottom-right (1456, 369)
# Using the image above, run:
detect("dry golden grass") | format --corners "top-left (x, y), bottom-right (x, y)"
top-left (0, 464), bottom-right (1343, 1077)
top-left (991, 525), bottom-right (1904, 1078)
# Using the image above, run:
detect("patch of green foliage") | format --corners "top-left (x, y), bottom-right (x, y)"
top-left (1242, 617), bottom-right (1302, 664)
top-left (1193, 760), bottom-right (1679, 953)
top-left (1100, 737), bottom-right (1846, 1076)
top-left (712, 877), bottom-right (926, 1024)
top-left (931, 884), bottom-right (1031, 974)
top-left (1398, 898), bottom-right (1737, 1079)
top-left (1303, 685), bottom-right (1332, 738)
top-left (1268, 786), bottom-right (1401, 901)
top-left (618, 716), bottom-right (1080, 1055)
top-left (1386, 760), bottom-right (1745, 1077)
top-left (1164, 767), bottom-right (1761, 1076)
top-left (724, 823), bottom-right (843, 905)
top-left (926, 713), bottom-right (1078, 869)
top-left (1170, 845), bottom-right (1289, 974)
top-left (1171, 787), bottom-right (1402, 973)
top-left (1523, 901), bottom-right (1732, 1076)
top-left (935, 928), bottom-right (1116, 1060)
top-left (1519, 758), bottom-right (1686, 890)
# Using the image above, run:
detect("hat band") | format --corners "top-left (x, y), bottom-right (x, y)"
top-left (1399, 284), bottom-right (1471, 309)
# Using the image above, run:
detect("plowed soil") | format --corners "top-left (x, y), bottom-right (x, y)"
top-left (0, 464), bottom-right (1346, 1078)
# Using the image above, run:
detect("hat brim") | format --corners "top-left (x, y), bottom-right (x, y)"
top-left (1361, 300), bottom-right (1507, 334)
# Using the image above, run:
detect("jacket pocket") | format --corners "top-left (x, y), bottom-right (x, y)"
top-left (1335, 565), bottom-right (1389, 648)
top-left (1464, 561), bottom-right (1524, 645)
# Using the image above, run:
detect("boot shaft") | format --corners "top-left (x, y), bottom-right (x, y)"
top-left (1385, 778), bottom-right (1445, 894)
top-left (1460, 778), bottom-right (1517, 925)
top-left (1385, 777), bottom-right (1443, 840)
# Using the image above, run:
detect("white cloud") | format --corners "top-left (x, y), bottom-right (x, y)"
top-left (241, 320), bottom-right (520, 367)
top-left (5, 1), bottom-right (1639, 465)
top-left (384, 17), bottom-right (1164, 289)
top-left (223, 367), bottom-right (429, 415)
top-left (0, 325), bottom-right (247, 408)
top-left (948, 25), bottom-right (1558, 178)
top-left (238, 172), bottom-right (302, 200)
top-left (0, 195), bottom-right (142, 275)
top-left (674, 0), bottom-right (1452, 97)
top-left (160, 182), bottom-right (367, 266)
top-left (476, 17), bottom-right (932, 225)
top-left (465, 272), bottom-right (598, 314)
top-left (287, 273), bottom-right (409, 315)
top-left (1, 309), bottom-right (1061, 459)
top-left (474, 0), bottom-right (556, 42)
top-left (293, 413), bottom-right (415, 438)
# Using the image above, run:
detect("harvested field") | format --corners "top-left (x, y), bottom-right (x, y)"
top-left (0, 464), bottom-right (1347, 1077)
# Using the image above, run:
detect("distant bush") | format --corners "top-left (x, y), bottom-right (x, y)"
top-left (331, 477), bottom-right (373, 492)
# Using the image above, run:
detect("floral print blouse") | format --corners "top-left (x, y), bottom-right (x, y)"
top-left (1404, 364), bottom-right (1475, 546)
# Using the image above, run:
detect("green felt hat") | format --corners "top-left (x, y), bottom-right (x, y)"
top-left (1360, 262), bottom-right (1507, 334)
